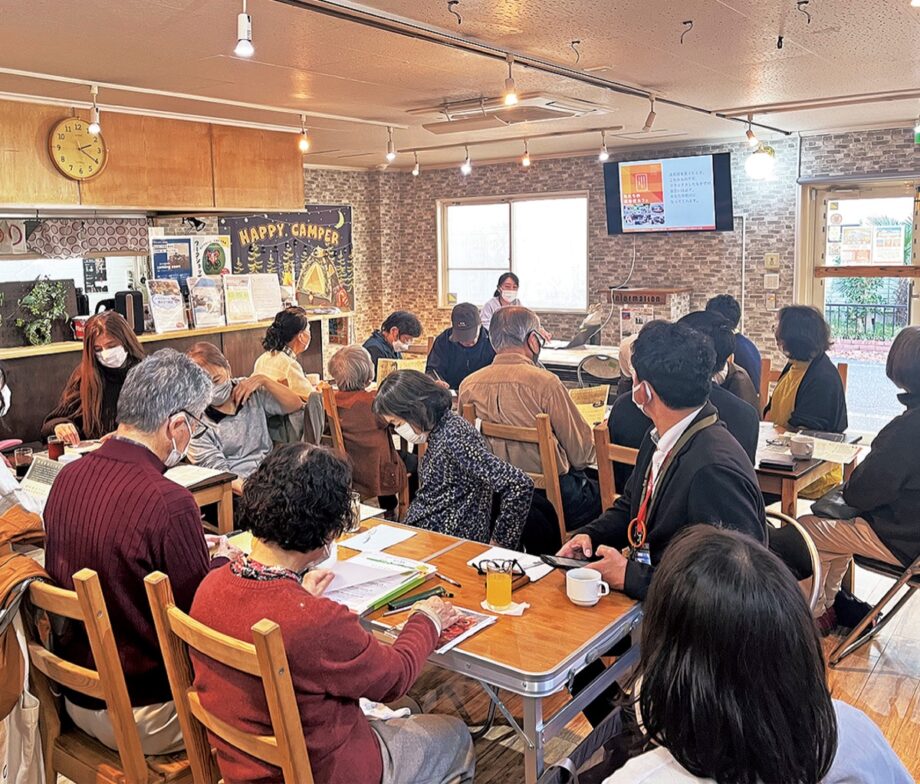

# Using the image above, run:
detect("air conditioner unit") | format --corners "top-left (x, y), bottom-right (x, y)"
top-left (410, 93), bottom-right (607, 134)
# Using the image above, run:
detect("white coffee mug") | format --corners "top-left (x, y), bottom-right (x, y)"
top-left (789, 434), bottom-right (814, 459)
top-left (566, 567), bottom-right (610, 607)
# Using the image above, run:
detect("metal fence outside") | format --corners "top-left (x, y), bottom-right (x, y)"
top-left (825, 302), bottom-right (909, 340)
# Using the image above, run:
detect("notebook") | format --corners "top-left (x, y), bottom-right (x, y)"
top-left (20, 456), bottom-right (66, 504)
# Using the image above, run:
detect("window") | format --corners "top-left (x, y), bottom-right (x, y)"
top-left (439, 194), bottom-right (588, 311)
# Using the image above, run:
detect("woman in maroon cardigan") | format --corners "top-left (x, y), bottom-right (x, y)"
top-left (328, 345), bottom-right (407, 510)
top-left (190, 444), bottom-right (475, 784)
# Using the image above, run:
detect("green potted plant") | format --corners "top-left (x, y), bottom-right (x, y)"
top-left (16, 277), bottom-right (69, 346)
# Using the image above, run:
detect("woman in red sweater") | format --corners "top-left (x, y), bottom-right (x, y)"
top-left (190, 444), bottom-right (475, 784)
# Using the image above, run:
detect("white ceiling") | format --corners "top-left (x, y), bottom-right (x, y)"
top-left (0, 0), bottom-right (918, 168)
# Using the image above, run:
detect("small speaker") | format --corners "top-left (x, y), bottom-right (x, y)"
top-left (115, 290), bottom-right (145, 335)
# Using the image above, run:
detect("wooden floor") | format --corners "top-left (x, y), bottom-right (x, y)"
top-left (407, 565), bottom-right (920, 782)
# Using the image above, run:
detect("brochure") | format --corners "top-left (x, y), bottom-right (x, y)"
top-left (223, 275), bottom-right (257, 324)
top-left (187, 276), bottom-right (225, 328)
top-left (146, 278), bottom-right (188, 333)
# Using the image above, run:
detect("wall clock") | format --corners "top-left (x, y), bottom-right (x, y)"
top-left (48, 116), bottom-right (108, 181)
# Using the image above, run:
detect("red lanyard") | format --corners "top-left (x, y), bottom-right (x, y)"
top-left (627, 454), bottom-right (665, 550)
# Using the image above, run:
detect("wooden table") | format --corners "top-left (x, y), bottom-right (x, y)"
top-left (186, 472), bottom-right (236, 534)
top-left (340, 520), bottom-right (641, 783)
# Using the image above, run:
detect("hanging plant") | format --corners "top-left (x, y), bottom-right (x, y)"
top-left (16, 278), bottom-right (69, 346)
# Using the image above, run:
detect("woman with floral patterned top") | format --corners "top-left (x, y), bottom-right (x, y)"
top-left (372, 370), bottom-right (533, 549)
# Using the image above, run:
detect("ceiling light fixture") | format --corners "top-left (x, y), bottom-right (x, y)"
top-left (521, 140), bottom-right (531, 167)
top-left (234, 0), bottom-right (254, 57)
top-left (642, 97), bottom-right (657, 132)
top-left (298, 113), bottom-right (310, 152)
top-left (598, 130), bottom-right (610, 162)
top-left (503, 55), bottom-right (519, 106)
top-left (87, 84), bottom-right (101, 135)
top-left (745, 113), bottom-right (759, 147)
top-left (746, 143), bottom-right (776, 179)
top-left (385, 126), bottom-right (397, 162)
top-left (460, 146), bottom-right (472, 175)
top-left (412, 151), bottom-right (420, 176)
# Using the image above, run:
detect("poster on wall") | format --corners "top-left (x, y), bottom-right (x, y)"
top-left (839, 227), bottom-right (872, 264)
top-left (873, 225), bottom-right (905, 265)
top-left (220, 207), bottom-right (353, 312)
top-left (82, 258), bottom-right (109, 293)
top-left (193, 235), bottom-right (232, 276)
top-left (149, 237), bottom-right (193, 291)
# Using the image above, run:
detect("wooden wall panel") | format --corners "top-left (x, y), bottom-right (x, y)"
top-left (0, 102), bottom-right (80, 206)
top-left (80, 114), bottom-right (213, 209)
top-left (212, 126), bottom-right (303, 210)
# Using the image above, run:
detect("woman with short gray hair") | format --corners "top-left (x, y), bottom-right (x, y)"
top-left (328, 345), bottom-right (406, 510)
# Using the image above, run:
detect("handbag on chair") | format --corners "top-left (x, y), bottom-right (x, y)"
top-left (810, 486), bottom-right (861, 521)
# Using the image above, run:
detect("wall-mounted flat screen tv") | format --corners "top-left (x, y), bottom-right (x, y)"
top-left (603, 152), bottom-right (734, 234)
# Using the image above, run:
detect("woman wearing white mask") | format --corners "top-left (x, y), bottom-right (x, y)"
top-left (185, 342), bottom-right (303, 493)
top-left (372, 370), bottom-right (533, 549)
top-left (480, 272), bottom-right (521, 331)
top-left (43, 311), bottom-right (145, 444)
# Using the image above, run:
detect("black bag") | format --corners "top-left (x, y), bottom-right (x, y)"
top-left (810, 486), bottom-right (861, 520)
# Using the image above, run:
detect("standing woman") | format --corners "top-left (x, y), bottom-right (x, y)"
top-left (764, 305), bottom-right (847, 497)
top-left (480, 272), bottom-right (520, 331)
top-left (42, 311), bottom-right (144, 444)
top-left (372, 370), bottom-right (534, 550)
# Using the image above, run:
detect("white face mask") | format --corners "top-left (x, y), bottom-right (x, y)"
top-left (96, 345), bottom-right (128, 369)
top-left (0, 386), bottom-right (10, 417)
top-left (164, 415), bottom-right (191, 467)
top-left (393, 339), bottom-right (411, 353)
top-left (632, 380), bottom-right (651, 417)
top-left (394, 421), bottom-right (427, 445)
top-left (500, 288), bottom-right (519, 303)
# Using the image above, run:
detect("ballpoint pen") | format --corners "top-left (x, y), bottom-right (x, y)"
top-left (436, 572), bottom-right (462, 588)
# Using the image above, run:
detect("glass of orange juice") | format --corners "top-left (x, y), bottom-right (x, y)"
top-left (484, 560), bottom-right (514, 612)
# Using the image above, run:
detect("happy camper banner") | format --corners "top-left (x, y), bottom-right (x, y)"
top-left (220, 206), bottom-right (353, 311)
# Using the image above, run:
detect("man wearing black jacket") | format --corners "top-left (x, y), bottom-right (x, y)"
top-left (560, 320), bottom-right (767, 601)
top-left (426, 303), bottom-right (496, 390)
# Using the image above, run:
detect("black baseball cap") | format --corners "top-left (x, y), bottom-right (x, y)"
top-left (449, 303), bottom-right (480, 343)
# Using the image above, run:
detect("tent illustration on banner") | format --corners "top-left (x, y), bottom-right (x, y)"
top-left (296, 247), bottom-right (347, 308)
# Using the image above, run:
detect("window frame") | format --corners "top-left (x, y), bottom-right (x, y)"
top-left (437, 190), bottom-right (590, 313)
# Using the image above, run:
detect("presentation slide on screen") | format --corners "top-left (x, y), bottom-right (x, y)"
top-left (618, 155), bottom-right (716, 232)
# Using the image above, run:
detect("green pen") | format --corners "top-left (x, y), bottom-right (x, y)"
top-left (384, 586), bottom-right (450, 613)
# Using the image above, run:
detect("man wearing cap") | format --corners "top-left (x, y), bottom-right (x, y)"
top-left (426, 303), bottom-right (496, 390)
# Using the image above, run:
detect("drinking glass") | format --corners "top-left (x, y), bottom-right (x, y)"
top-left (345, 491), bottom-right (362, 533)
top-left (14, 448), bottom-right (33, 480)
top-left (484, 560), bottom-right (514, 612)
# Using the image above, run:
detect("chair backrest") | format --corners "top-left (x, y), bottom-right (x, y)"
top-left (576, 354), bottom-right (619, 386)
top-left (426, 335), bottom-right (435, 353)
top-left (27, 569), bottom-right (149, 784)
top-left (145, 572), bottom-right (314, 784)
top-left (319, 384), bottom-right (346, 457)
top-left (592, 425), bottom-right (639, 510)
top-left (461, 403), bottom-right (566, 541)
top-left (765, 510), bottom-right (822, 612)
top-left (759, 357), bottom-right (849, 421)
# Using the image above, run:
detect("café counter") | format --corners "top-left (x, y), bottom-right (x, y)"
top-left (2, 311), bottom-right (352, 443)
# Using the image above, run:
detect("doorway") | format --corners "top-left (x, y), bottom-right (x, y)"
top-left (803, 184), bottom-right (919, 440)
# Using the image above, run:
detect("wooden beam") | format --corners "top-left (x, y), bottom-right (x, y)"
top-left (814, 266), bottom-right (920, 279)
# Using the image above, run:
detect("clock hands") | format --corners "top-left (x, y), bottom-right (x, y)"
top-left (77, 144), bottom-right (99, 165)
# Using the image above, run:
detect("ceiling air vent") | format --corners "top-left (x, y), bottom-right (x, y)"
top-left (410, 93), bottom-right (607, 135)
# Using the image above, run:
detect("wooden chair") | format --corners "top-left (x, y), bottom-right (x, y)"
top-left (462, 403), bottom-right (567, 542)
top-left (144, 572), bottom-right (314, 784)
top-left (426, 335), bottom-right (435, 353)
top-left (759, 357), bottom-right (849, 420)
top-left (592, 424), bottom-right (640, 510)
top-left (25, 569), bottom-right (192, 784)
top-left (319, 383), bottom-right (346, 457)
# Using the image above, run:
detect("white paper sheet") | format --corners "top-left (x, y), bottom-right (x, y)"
top-left (340, 524), bottom-right (416, 553)
top-left (165, 464), bottom-right (226, 488)
top-left (326, 559), bottom-right (404, 593)
top-left (250, 273), bottom-right (284, 321)
top-left (467, 546), bottom-right (553, 582)
top-left (360, 504), bottom-right (386, 521)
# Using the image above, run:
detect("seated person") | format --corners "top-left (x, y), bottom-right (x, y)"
top-left (765, 305), bottom-right (847, 497)
top-left (602, 526), bottom-right (911, 784)
top-left (190, 444), bottom-right (475, 784)
top-left (254, 306), bottom-right (324, 443)
top-left (607, 314), bottom-right (759, 492)
top-left (562, 320), bottom-right (766, 601)
top-left (43, 349), bottom-right (213, 755)
top-left (795, 327), bottom-right (920, 634)
top-left (363, 310), bottom-right (423, 379)
top-left (459, 307), bottom-right (601, 529)
top-left (42, 311), bottom-right (145, 444)
top-left (706, 293), bottom-right (762, 392)
top-left (680, 310), bottom-right (758, 409)
top-left (374, 370), bottom-right (536, 550)
top-left (614, 333), bottom-right (637, 399)
top-left (186, 342), bottom-right (303, 489)
top-left (426, 302), bottom-right (496, 390)
top-left (480, 272), bottom-right (521, 330)
top-left (328, 345), bottom-right (407, 510)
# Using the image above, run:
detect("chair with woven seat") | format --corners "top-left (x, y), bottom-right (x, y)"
top-left (145, 571), bottom-right (314, 784)
top-left (760, 358), bottom-right (849, 420)
top-left (462, 403), bottom-right (567, 543)
top-left (829, 553), bottom-right (920, 667)
top-left (592, 425), bottom-right (639, 510)
top-left (25, 568), bottom-right (193, 784)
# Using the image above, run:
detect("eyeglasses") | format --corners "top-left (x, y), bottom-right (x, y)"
top-left (178, 409), bottom-right (210, 439)
top-left (474, 559), bottom-right (526, 577)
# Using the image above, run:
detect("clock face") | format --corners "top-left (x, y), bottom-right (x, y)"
top-left (48, 117), bottom-right (108, 181)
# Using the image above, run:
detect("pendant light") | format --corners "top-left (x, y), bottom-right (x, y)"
top-left (87, 85), bottom-right (101, 135)
top-left (234, 0), bottom-right (254, 57)
top-left (598, 130), bottom-right (610, 162)
top-left (298, 114), bottom-right (310, 152)
top-left (503, 55), bottom-right (519, 106)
